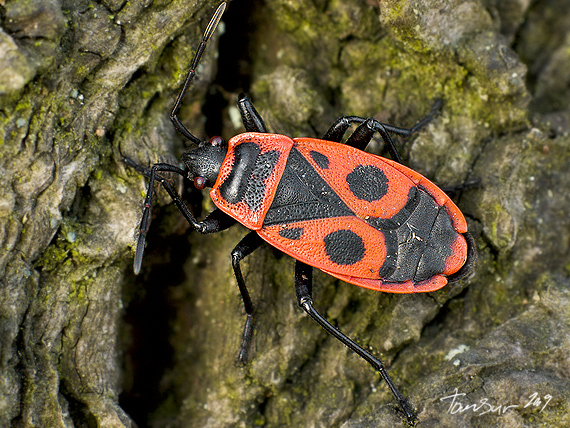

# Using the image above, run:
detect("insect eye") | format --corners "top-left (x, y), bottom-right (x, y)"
top-left (194, 176), bottom-right (206, 189)
top-left (209, 136), bottom-right (223, 146)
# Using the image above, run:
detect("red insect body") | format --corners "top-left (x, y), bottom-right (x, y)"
top-left (210, 132), bottom-right (469, 293)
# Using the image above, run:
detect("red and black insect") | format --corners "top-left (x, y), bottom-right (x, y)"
top-left (125, 2), bottom-right (475, 423)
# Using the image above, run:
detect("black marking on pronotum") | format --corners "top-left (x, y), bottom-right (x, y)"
top-left (219, 142), bottom-right (280, 211)
top-left (219, 142), bottom-right (261, 204)
top-left (244, 150), bottom-right (280, 211)
top-left (323, 229), bottom-right (365, 265)
top-left (346, 164), bottom-right (389, 202)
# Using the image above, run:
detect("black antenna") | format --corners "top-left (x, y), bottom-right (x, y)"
top-left (169, 2), bottom-right (227, 144)
top-left (133, 3), bottom-right (227, 274)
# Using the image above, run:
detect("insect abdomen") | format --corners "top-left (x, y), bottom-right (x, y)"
top-left (377, 187), bottom-right (462, 283)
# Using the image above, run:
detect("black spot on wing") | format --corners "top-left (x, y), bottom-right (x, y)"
top-left (346, 165), bottom-right (389, 202)
top-left (278, 227), bottom-right (303, 240)
top-left (324, 229), bottom-right (365, 265)
top-left (310, 150), bottom-right (330, 169)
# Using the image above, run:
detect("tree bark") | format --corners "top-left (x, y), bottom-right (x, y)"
top-left (1, 0), bottom-right (570, 427)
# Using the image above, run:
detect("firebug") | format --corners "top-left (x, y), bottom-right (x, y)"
top-left (125, 2), bottom-right (476, 423)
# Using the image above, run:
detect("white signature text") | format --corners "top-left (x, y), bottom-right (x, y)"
top-left (440, 388), bottom-right (552, 416)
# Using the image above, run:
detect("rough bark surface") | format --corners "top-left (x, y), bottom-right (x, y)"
top-left (1, 0), bottom-right (569, 427)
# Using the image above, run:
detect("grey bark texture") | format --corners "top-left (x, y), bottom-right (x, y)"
top-left (1, 0), bottom-right (570, 427)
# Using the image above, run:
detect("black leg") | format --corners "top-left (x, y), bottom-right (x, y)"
top-left (441, 177), bottom-right (480, 198)
top-left (237, 93), bottom-right (268, 133)
top-left (123, 157), bottom-right (236, 274)
top-left (170, 3), bottom-right (226, 143)
top-left (322, 115), bottom-right (366, 143)
top-left (324, 116), bottom-right (404, 162)
top-left (294, 261), bottom-right (416, 424)
top-left (323, 98), bottom-right (443, 163)
top-left (346, 119), bottom-right (404, 163)
top-left (231, 231), bottom-right (264, 363)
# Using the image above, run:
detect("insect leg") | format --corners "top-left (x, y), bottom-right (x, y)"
top-left (345, 119), bottom-right (404, 163)
top-left (323, 117), bottom-right (404, 162)
top-left (237, 93), bottom-right (268, 133)
top-left (322, 115), bottom-right (366, 143)
top-left (294, 260), bottom-right (416, 423)
top-left (440, 177), bottom-right (480, 198)
top-left (126, 158), bottom-right (236, 274)
top-left (231, 231), bottom-right (264, 364)
top-left (323, 99), bottom-right (443, 160)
